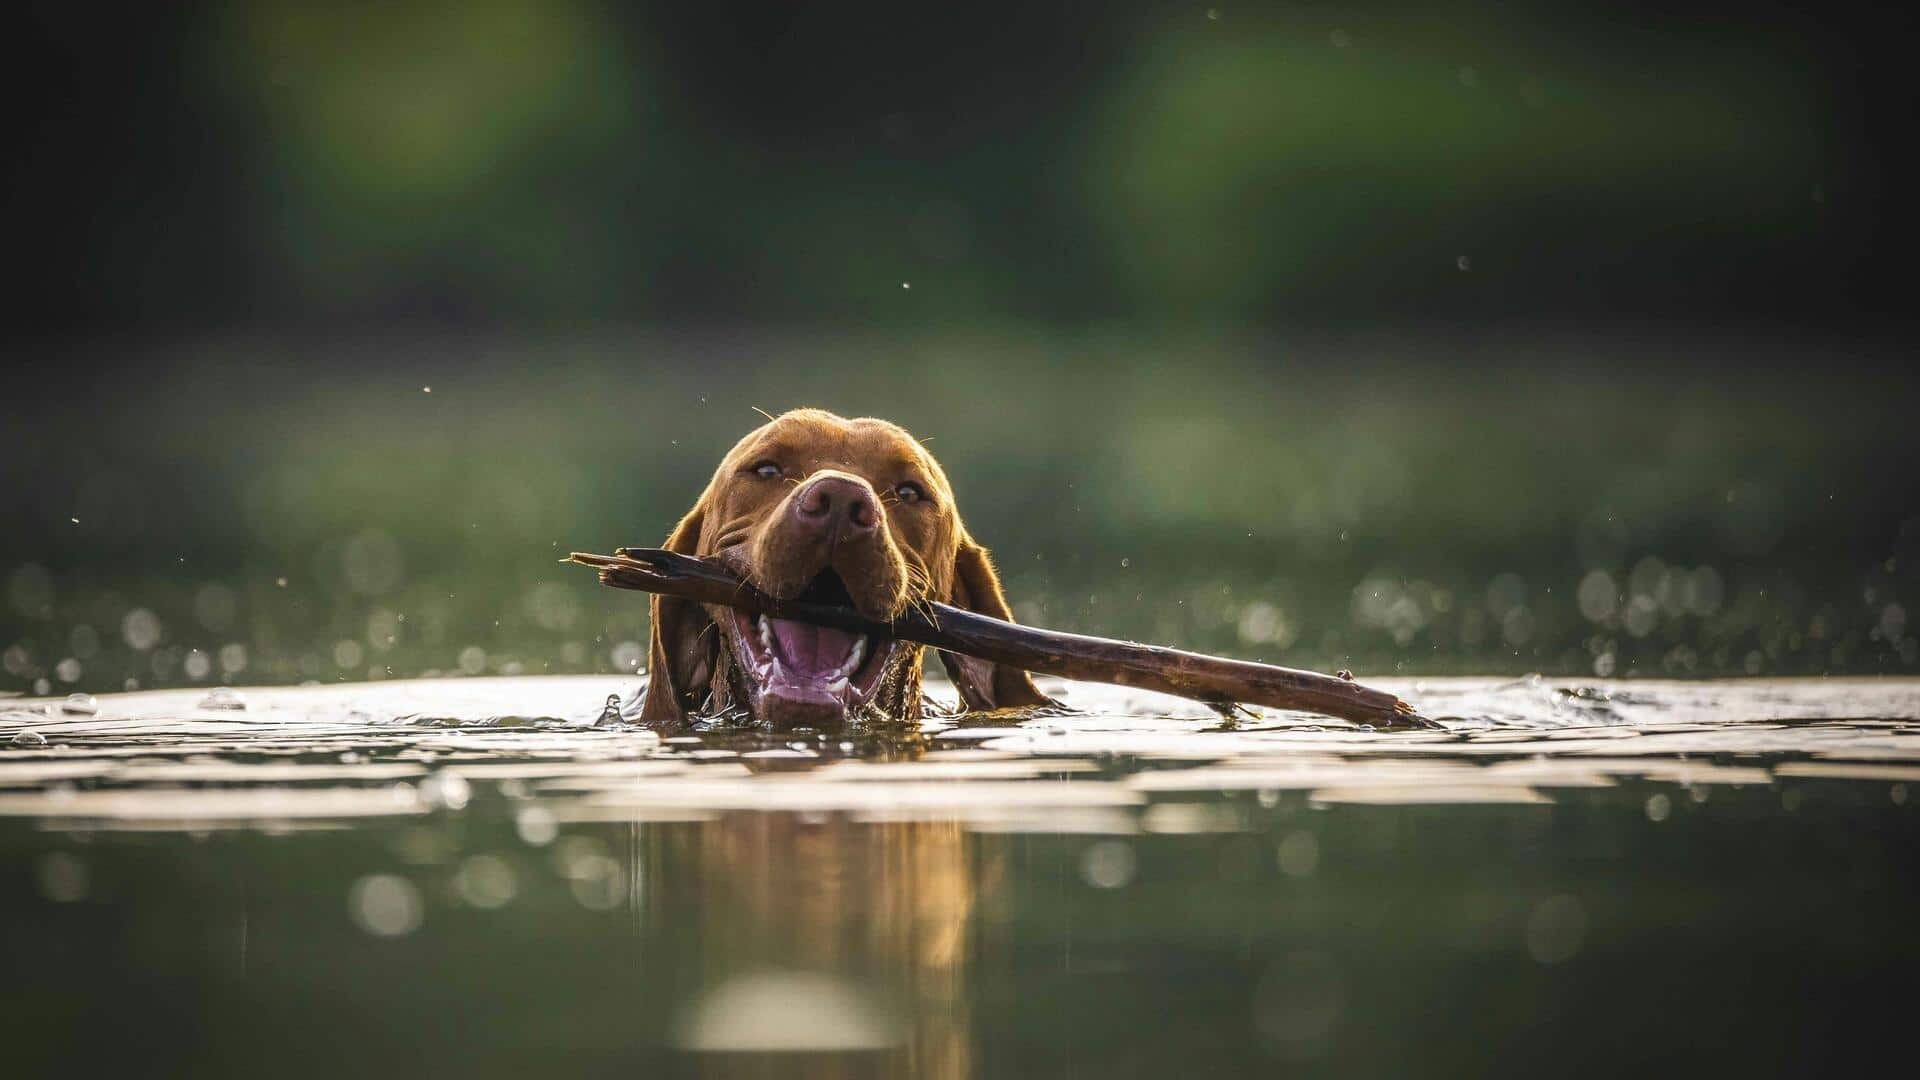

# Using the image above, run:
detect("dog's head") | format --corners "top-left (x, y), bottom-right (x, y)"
top-left (639, 409), bottom-right (1048, 730)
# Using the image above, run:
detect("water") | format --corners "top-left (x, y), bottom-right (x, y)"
top-left (2, 675), bottom-right (1916, 1076)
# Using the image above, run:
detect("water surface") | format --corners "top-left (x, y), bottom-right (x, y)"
top-left (3, 676), bottom-right (1915, 1077)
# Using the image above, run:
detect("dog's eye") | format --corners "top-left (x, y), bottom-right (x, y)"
top-left (751, 461), bottom-right (782, 479)
top-left (895, 481), bottom-right (926, 504)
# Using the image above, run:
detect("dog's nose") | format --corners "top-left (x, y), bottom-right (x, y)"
top-left (793, 475), bottom-right (879, 537)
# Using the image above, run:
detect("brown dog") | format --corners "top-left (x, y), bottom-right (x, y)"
top-left (639, 408), bottom-right (1051, 731)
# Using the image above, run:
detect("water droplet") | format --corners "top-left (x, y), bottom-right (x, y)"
top-left (333, 639), bottom-right (365, 669)
top-left (60, 693), bottom-right (98, 716)
top-left (11, 730), bottom-right (48, 748)
top-left (597, 694), bottom-right (623, 725)
top-left (1277, 831), bottom-right (1319, 878)
top-left (565, 852), bottom-right (627, 909)
top-left (451, 854), bottom-right (517, 909)
top-left (348, 874), bottom-right (424, 937)
top-left (197, 687), bottom-right (246, 711)
top-left (419, 770), bottom-right (471, 811)
top-left (121, 608), bottom-right (162, 651)
top-left (1079, 840), bottom-right (1136, 889)
top-left (514, 806), bottom-right (559, 847)
top-left (457, 645), bottom-right (488, 675)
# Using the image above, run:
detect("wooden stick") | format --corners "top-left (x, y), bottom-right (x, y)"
top-left (565, 549), bottom-right (1436, 730)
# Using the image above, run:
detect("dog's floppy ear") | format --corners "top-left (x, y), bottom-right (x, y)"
top-left (938, 531), bottom-right (1054, 711)
top-left (638, 500), bottom-right (717, 729)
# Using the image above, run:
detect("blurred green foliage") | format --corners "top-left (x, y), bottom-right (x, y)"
top-left (204, 1), bottom-right (652, 314)
top-left (15, 2), bottom-right (1859, 327)
top-left (3, 4), bottom-right (1912, 693)
top-left (1086, 12), bottom-right (1821, 317)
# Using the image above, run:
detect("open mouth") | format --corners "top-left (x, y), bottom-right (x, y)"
top-left (725, 568), bottom-right (897, 727)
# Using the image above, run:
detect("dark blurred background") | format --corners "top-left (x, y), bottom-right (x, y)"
top-left (4, 1), bottom-right (1916, 694)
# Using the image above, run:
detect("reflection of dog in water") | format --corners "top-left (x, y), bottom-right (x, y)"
top-left (674, 814), bottom-right (987, 1079)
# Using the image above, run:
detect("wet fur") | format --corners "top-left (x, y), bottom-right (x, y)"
top-left (639, 409), bottom-right (1050, 729)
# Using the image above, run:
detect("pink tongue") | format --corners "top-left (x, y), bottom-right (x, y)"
top-left (769, 619), bottom-right (858, 678)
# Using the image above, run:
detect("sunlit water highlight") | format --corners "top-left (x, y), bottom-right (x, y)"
top-left (2, 675), bottom-right (1915, 1076)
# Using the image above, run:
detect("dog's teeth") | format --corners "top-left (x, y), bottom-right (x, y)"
top-left (840, 635), bottom-right (867, 677)
top-left (827, 677), bottom-right (849, 694)
top-left (757, 615), bottom-right (773, 654)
